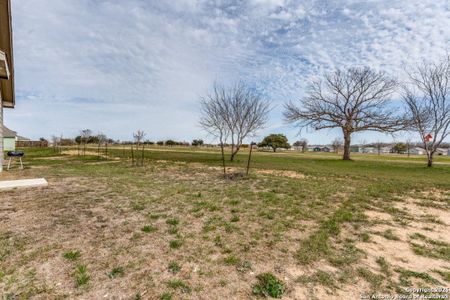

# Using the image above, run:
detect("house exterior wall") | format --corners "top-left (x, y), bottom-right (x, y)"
top-left (409, 148), bottom-right (424, 155)
top-left (3, 136), bottom-right (14, 150)
top-left (350, 146), bottom-right (360, 152)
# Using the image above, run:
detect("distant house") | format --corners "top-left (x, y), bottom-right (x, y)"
top-left (361, 147), bottom-right (376, 154)
top-left (350, 146), bottom-right (361, 153)
top-left (379, 146), bottom-right (392, 154)
top-left (16, 135), bottom-right (30, 142)
top-left (436, 148), bottom-right (448, 156)
top-left (409, 147), bottom-right (425, 155)
top-left (312, 146), bottom-right (331, 152)
top-left (2, 125), bottom-right (16, 151)
top-left (1, 126), bottom-right (31, 150)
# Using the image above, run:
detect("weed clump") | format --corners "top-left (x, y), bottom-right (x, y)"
top-left (63, 250), bottom-right (81, 261)
top-left (107, 266), bottom-right (124, 279)
top-left (252, 273), bottom-right (284, 298)
top-left (75, 265), bottom-right (90, 287)
top-left (141, 225), bottom-right (157, 233)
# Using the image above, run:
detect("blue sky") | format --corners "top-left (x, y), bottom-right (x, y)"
top-left (5, 0), bottom-right (450, 144)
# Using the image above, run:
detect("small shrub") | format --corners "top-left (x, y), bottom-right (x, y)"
top-left (168, 226), bottom-right (178, 235)
top-left (224, 255), bottom-right (240, 266)
top-left (132, 202), bottom-right (145, 211)
top-left (315, 270), bottom-right (335, 288)
top-left (214, 235), bottom-right (223, 247)
top-left (357, 267), bottom-right (384, 290)
top-left (63, 250), bottom-right (81, 261)
top-left (252, 273), bottom-right (284, 298)
top-left (376, 256), bottom-right (390, 276)
top-left (395, 268), bottom-right (440, 285)
top-left (381, 229), bottom-right (400, 241)
top-left (166, 279), bottom-right (191, 293)
top-left (75, 265), bottom-right (90, 287)
top-left (168, 261), bottom-right (181, 274)
top-left (434, 270), bottom-right (450, 282)
top-left (230, 215), bottom-right (240, 222)
top-left (107, 266), bottom-right (124, 279)
top-left (160, 292), bottom-right (173, 300)
top-left (149, 213), bottom-right (160, 220)
top-left (297, 270), bottom-right (335, 289)
top-left (166, 218), bottom-right (179, 226)
top-left (141, 225), bottom-right (157, 233)
top-left (360, 232), bottom-right (370, 242)
top-left (228, 199), bottom-right (240, 206)
top-left (169, 239), bottom-right (182, 249)
top-left (236, 260), bottom-right (252, 273)
top-left (219, 279), bottom-right (227, 287)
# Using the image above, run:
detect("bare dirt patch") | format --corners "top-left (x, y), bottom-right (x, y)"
top-left (0, 161), bottom-right (324, 299)
top-left (358, 190), bottom-right (450, 289)
top-left (255, 169), bottom-right (306, 179)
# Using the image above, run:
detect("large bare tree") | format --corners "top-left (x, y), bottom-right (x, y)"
top-left (284, 67), bottom-right (403, 160)
top-left (403, 56), bottom-right (450, 167)
top-left (200, 82), bottom-right (270, 162)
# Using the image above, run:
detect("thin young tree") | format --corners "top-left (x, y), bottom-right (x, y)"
top-left (59, 134), bottom-right (63, 153)
top-left (211, 82), bottom-right (270, 161)
top-left (133, 130), bottom-right (146, 151)
top-left (297, 138), bottom-right (308, 152)
top-left (284, 67), bottom-right (404, 160)
top-left (374, 141), bottom-right (384, 155)
top-left (331, 138), bottom-right (343, 153)
top-left (80, 129), bottom-right (92, 157)
top-left (199, 87), bottom-right (229, 174)
top-left (405, 138), bottom-right (412, 158)
top-left (403, 56), bottom-right (450, 167)
top-left (51, 135), bottom-right (59, 152)
top-left (97, 133), bottom-right (107, 159)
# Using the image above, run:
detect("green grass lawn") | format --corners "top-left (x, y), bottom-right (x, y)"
top-left (1, 147), bottom-right (449, 299)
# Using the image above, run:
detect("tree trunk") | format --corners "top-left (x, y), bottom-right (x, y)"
top-left (230, 146), bottom-right (239, 161)
top-left (220, 143), bottom-right (226, 174)
top-left (427, 152), bottom-right (433, 167)
top-left (342, 131), bottom-right (351, 160)
top-left (246, 143), bottom-right (253, 176)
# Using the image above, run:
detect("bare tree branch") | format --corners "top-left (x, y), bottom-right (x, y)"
top-left (199, 81), bottom-right (270, 163)
top-left (403, 55), bottom-right (450, 167)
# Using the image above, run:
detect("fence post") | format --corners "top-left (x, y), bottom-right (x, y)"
top-left (246, 142), bottom-right (254, 176)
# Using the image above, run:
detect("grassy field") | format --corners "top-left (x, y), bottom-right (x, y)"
top-left (1, 147), bottom-right (449, 299)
